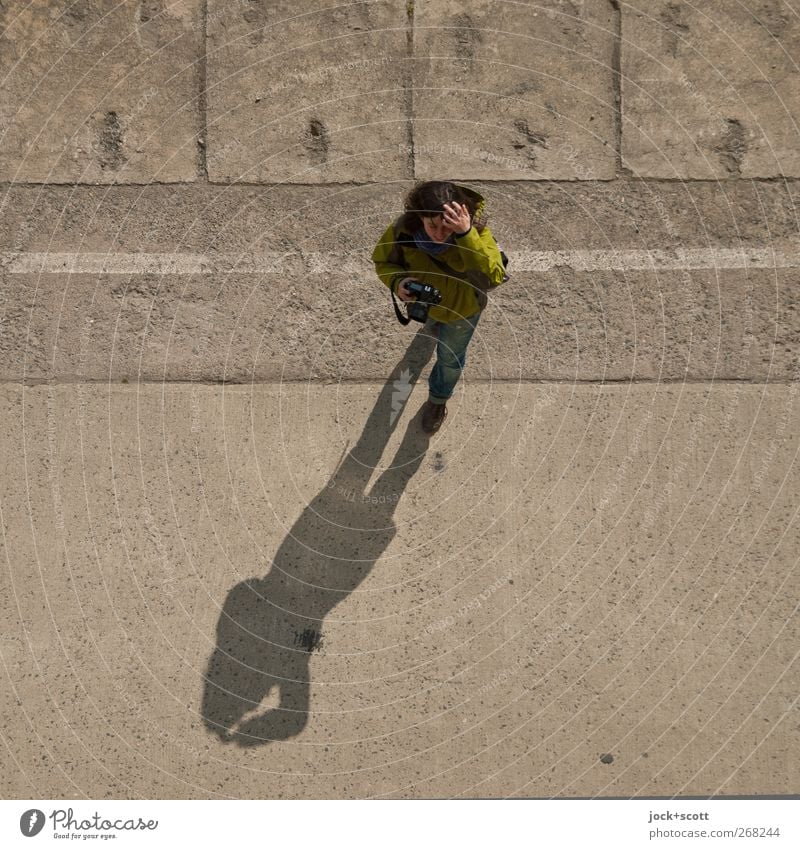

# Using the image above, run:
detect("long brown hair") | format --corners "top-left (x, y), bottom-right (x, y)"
top-left (400, 181), bottom-right (487, 233)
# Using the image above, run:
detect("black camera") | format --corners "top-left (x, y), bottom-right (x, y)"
top-left (402, 279), bottom-right (442, 324)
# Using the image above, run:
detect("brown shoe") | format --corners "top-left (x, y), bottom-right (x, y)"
top-left (421, 400), bottom-right (447, 435)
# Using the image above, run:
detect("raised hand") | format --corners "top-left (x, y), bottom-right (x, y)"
top-left (442, 201), bottom-right (471, 234)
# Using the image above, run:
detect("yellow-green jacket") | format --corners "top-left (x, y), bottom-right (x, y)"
top-left (371, 185), bottom-right (507, 323)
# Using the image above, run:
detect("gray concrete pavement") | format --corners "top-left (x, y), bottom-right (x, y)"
top-left (1, 181), bottom-right (798, 383)
top-left (411, 0), bottom-right (616, 180)
top-left (622, 1), bottom-right (800, 178)
top-left (206, 0), bottom-right (410, 183)
top-left (0, 0), bottom-right (202, 183)
top-left (0, 0), bottom-right (798, 802)
top-left (1, 379), bottom-right (798, 798)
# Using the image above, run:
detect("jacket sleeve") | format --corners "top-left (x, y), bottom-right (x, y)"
top-left (453, 223), bottom-right (507, 288)
top-left (371, 222), bottom-right (409, 292)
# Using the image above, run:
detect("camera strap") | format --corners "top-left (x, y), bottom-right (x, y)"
top-left (390, 278), bottom-right (412, 326)
top-left (387, 228), bottom-right (416, 326)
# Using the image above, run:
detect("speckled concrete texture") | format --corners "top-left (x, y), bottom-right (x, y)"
top-left (1, 379), bottom-right (798, 798)
top-left (0, 0), bottom-right (202, 183)
top-left (622, 0), bottom-right (800, 178)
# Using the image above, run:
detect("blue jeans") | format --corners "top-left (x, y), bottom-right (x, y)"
top-left (427, 311), bottom-right (482, 404)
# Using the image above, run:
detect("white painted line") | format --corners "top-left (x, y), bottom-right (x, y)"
top-left (513, 247), bottom-right (800, 271)
top-left (1, 252), bottom-right (283, 275)
top-left (2, 247), bottom-right (798, 275)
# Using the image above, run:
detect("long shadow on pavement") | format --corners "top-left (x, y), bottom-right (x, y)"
top-left (201, 325), bottom-right (437, 745)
